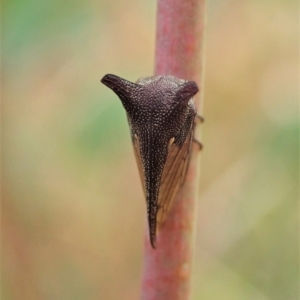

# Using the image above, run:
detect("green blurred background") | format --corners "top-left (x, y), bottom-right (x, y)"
top-left (2, 0), bottom-right (299, 299)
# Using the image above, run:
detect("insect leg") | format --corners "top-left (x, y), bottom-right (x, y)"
top-left (195, 115), bottom-right (204, 123)
top-left (193, 115), bottom-right (203, 150)
top-left (193, 139), bottom-right (203, 150)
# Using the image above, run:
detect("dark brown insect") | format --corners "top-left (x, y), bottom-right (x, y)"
top-left (101, 74), bottom-right (200, 248)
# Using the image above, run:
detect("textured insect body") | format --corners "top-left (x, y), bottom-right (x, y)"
top-left (101, 74), bottom-right (199, 248)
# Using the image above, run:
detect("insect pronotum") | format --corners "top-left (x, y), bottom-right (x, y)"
top-left (101, 74), bottom-right (201, 248)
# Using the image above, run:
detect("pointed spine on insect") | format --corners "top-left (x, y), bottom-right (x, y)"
top-left (101, 74), bottom-right (199, 248)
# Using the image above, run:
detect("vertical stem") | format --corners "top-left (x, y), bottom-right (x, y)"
top-left (141, 0), bottom-right (205, 299)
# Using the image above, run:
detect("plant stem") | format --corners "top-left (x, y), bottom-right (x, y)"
top-left (141, 0), bottom-right (206, 299)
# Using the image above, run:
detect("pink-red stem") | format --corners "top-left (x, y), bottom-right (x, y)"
top-left (141, 0), bottom-right (205, 299)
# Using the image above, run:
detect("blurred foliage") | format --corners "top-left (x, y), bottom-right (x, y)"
top-left (2, 0), bottom-right (299, 299)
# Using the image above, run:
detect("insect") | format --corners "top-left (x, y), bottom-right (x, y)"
top-left (101, 74), bottom-right (201, 248)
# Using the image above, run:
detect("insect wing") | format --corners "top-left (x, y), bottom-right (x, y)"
top-left (131, 132), bottom-right (146, 197)
top-left (156, 128), bottom-right (194, 230)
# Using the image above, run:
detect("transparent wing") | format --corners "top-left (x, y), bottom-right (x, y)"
top-left (131, 133), bottom-right (146, 197)
top-left (156, 130), bottom-right (193, 230)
